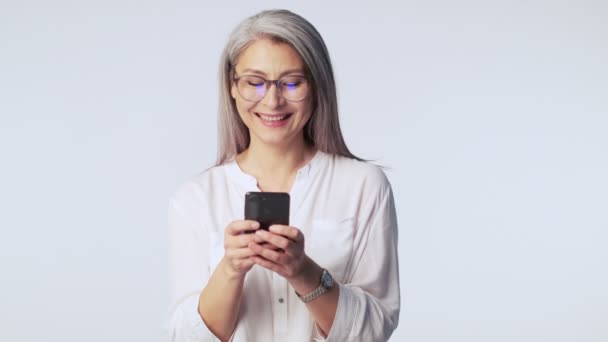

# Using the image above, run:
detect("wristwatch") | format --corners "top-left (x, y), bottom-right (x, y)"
top-left (296, 269), bottom-right (335, 303)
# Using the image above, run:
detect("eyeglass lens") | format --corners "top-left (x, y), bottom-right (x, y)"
top-left (236, 75), bottom-right (308, 102)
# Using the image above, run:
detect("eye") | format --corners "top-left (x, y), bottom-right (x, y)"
top-left (240, 76), bottom-right (266, 87)
top-left (281, 77), bottom-right (305, 88)
top-left (284, 81), bottom-right (301, 87)
top-left (247, 80), bottom-right (265, 86)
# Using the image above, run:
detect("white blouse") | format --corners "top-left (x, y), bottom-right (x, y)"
top-left (167, 151), bottom-right (400, 342)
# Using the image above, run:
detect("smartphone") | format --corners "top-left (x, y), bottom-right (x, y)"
top-left (244, 191), bottom-right (290, 230)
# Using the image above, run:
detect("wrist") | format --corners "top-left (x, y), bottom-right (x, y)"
top-left (219, 257), bottom-right (247, 282)
top-left (287, 256), bottom-right (323, 295)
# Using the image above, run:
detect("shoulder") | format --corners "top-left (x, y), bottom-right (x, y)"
top-left (324, 154), bottom-right (396, 226)
top-left (327, 153), bottom-right (391, 191)
top-left (169, 164), bottom-right (229, 207)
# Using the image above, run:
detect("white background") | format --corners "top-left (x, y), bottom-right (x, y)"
top-left (1, 1), bottom-right (607, 341)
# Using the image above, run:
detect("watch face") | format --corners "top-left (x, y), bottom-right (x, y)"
top-left (321, 270), bottom-right (334, 288)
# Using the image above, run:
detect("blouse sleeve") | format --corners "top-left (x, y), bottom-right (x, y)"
top-left (321, 170), bottom-right (401, 342)
top-left (167, 182), bottom-right (220, 342)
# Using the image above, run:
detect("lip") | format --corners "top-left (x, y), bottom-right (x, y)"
top-left (256, 112), bottom-right (289, 117)
top-left (255, 112), bottom-right (293, 127)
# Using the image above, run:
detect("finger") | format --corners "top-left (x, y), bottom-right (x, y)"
top-left (269, 225), bottom-right (302, 242)
top-left (251, 255), bottom-right (283, 274)
top-left (260, 242), bottom-right (282, 251)
top-left (226, 220), bottom-right (260, 236)
top-left (249, 242), bottom-right (288, 264)
top-left (227, 230), bottom-right (276, 248)
top-left (226, 247), bottom-right (257, 259)
top-left (255, 229), bottom-right (293, 250)
top-left (225, 233), bottom-right (257, 249)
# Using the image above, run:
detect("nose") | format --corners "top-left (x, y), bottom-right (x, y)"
top-left (261, 82), bottom-right (284, 108)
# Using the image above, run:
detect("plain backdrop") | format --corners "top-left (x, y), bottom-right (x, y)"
top-left (1, 1), bottom-right (607, 341)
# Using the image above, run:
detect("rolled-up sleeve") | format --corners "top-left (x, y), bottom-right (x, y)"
top-left (167, 183), bottom-right (219, 342)
top-left (323, 175), bottom-right (401, 342)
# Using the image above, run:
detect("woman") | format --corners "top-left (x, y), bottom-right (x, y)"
top-left (168, 9), bottom-right (400, 342)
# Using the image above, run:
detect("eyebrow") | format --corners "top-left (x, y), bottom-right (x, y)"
top-left (239, 68), bottom-right (305, 77)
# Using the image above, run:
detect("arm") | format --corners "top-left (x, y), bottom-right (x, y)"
top-left (168, 192), bottom-right (218, 342)
top-left (247, 172), bottom-right (400, 341)
top-left (289, 257), bottom-right (340, 336)
top-left (248, 227), bottom-right (340, 336)
top-left (167, 185), bottom-right (263, 342)
top-left (198, 221), bottom-right (261, 341)
top-left (323, 178), bottom-right (400, 341)
top-left (197, 260), bottom-right (244, 342)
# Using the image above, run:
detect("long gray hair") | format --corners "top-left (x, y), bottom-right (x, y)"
top-left (215, 9), bottom-right (362, 165)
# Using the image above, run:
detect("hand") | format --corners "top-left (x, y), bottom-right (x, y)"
top-left (248, 225), bottom-right (308, 279)
top-left (221, 220), bottom-right (278, 278)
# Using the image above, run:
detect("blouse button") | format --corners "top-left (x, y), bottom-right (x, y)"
top-left (278, 298), bottom-right (284, 303)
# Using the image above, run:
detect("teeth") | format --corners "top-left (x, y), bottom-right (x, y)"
top-left (259, 114), bottom-right (287, 121)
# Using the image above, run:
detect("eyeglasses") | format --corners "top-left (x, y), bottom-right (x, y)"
top-left (233, 74), bottom-right (309, 102)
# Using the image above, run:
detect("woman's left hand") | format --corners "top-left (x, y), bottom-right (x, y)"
top-left (248, 224), bottom-right (308, 279)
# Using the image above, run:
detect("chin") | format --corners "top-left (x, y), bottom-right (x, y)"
top-left (253, 131), bottom-right (300, 147)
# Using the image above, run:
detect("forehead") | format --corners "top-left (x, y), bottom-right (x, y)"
top-left (235, 39), bottom-right (304, 76)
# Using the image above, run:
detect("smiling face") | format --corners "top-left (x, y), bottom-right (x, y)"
top-left (231, 39), bottom-right (313, 149)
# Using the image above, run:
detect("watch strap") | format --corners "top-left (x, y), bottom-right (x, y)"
top-left (297, 284), bottom-right (329, 303)
top-left (296, 269), bottom-right (333, 303)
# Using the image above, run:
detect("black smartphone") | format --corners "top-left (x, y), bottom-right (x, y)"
top-left (244, 191), bottom-right (290, 230)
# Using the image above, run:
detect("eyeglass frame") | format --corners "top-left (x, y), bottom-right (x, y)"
top-left (232, 72), bottom-right (310, 103)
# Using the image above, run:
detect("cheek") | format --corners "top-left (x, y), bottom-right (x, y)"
top-left (235, 98), bottom-right (256, 122)
top-left (298, 100), bottom-right (314, 123)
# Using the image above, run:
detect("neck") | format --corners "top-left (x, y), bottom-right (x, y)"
top-left (236, 136), bottom-right (315, 192)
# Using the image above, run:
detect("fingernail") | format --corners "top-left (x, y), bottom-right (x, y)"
top-left (251, 222), bottom-right (260, 229)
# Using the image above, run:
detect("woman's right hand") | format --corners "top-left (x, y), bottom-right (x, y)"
top-left (221, 220), bottom-right (266, 278)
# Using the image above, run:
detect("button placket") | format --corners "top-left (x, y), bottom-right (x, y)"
top-left (272, 273), bottom-right (288, 335)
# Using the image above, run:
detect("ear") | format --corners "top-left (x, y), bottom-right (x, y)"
top-left (230, 81), bottom-right (237, 99)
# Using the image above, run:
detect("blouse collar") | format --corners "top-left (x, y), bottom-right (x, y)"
top-left (224, 150), bottom-right (327, 192)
